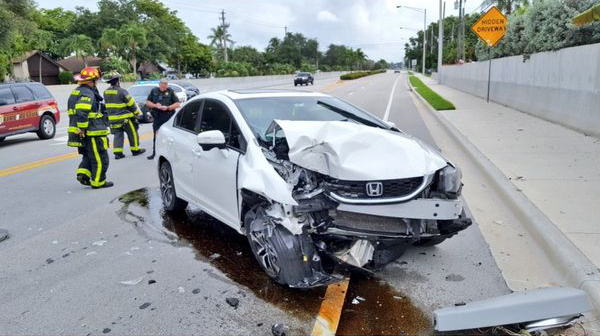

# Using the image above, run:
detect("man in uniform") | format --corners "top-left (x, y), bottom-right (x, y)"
top-left (102, 71), bottom-right (146, 159)
top-left (67, 66), bottom-right (113, 189)
top-left (146, 79), bottom-right (180, 160)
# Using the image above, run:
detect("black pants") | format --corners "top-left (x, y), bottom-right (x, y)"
top-left (151, 111), bottom-right (173, 154)
top-left (113, 119), bottom-right (140, 154)
top-left (76, 147), bottom-right (91, 180)
top-left (84, 136), bottom-right (109, 187)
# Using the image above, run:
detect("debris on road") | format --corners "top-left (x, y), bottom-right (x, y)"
top-left (208, 253), bottom-right (221, 261)
top-left (271, 323), bottom-right (288, 336)
top-left (433, 287), bottom-right (592, 332)
top-left (148, 280), bottom-right (156, 285)
top-left (352, 296), bottom-right (366, 304)
top-left (178, 286), bottom-right (185, 293)
top-left (119, 277), bottom-right (144, 286)
top-left (0, 229), bottom-right (9, 243)
top-left (139, 302), bottom-right (151, 310)
top-left (92, 240), bottom-right (107, 246)
top-left (226, 297), bottom-right (239, 309)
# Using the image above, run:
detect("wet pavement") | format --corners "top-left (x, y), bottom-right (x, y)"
top-left (117, 188), bottom-right (435, 335)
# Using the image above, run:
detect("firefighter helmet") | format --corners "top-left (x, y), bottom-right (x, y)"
top-left (102, 71), bottom-right (121, 83)
top-left (74, 67), bottom-right (102, 82)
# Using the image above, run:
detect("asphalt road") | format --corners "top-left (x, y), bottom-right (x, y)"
top-left (0, 72), bottom-right (510, 335)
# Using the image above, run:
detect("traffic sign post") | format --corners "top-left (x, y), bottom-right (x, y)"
top-left (471, 6), bottom-right (508, 102)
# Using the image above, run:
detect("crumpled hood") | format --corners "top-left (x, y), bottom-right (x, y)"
top-left (274, 120), bottom-right (448, 180)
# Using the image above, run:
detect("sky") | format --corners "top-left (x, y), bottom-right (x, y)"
top-left (35, 0), bottom-right (483, 62)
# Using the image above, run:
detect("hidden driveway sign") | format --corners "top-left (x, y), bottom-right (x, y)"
top-left (471, 6), bottom-right (508, 47)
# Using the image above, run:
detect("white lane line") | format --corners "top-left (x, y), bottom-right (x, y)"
top-left (383, 75), bottom-right (402, 121)
top-left (347, 91), bottom-right (355, 96)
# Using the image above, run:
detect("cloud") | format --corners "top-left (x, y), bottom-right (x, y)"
top-left (317, 10), bottom-right (339, 22)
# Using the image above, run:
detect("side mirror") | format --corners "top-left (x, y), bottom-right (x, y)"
top-left (197, 130), bottom-right (226, 150)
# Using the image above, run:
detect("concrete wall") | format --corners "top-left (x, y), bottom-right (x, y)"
top-left (439, 43), bottom-right (600, 137)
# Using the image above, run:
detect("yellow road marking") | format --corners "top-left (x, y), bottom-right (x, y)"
top-left (0, 132), bottom-right (153, 178)
top-left (311, 279), bottom-right (350, 336)
top-left (321, 80), bottom-right (346, 93)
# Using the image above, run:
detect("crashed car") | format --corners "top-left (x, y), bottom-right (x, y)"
top-left (155, 89), bottom-right (471, 288)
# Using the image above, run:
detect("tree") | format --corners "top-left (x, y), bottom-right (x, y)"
top-left (60, 34), bottom-right (96, 66)
top-left (496, 0), bottom-right (529, 15)
top-left (116, 22), bottom-right (147, 73)
top-left (208, 25), bottom-right (234, 62)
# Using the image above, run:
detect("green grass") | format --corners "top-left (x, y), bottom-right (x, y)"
top-left (408, 75), bottom-right (455, 110)
top-left (340, 69), bottom-right (385, 80)
top-left (407, 71), bottom-right (414, 75)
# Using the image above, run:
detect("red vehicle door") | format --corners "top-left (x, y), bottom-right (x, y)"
top-left (10, 86), bottom-right (39, 131)
top-left (0, 86), bottom-right (19, 137)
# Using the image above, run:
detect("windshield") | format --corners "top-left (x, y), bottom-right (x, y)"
top-left (234, 96), bottom-right (387, 141)
top-left (168, 85), bottom-right (183, 93)
top-left (128, 85), bottom-right (154, 97)
top-left (296, 72), bottom-right (309, 77)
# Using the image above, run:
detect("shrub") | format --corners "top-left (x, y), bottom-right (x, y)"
top-left (340, 69), bottom-right (385, 80)
top-left (58, 71), bottom-right (74, 84)
top-left (121, 73), bottom-right (138, 83)
top-left (147, 72), bottom-right (162, 80)
top-left (100, 56), bottom-right (131, 74)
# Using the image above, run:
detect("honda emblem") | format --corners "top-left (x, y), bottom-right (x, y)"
top-left (365, 182), bottom-right (383, 197)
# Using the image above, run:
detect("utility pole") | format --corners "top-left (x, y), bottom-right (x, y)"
top-left (423, 8), bottom-right (427, 75)
top-left (284, 26), bottom-right (288, 35)
top-left (437, 0), bottom-right (444, 77)
top-left (220, 9), bottom-right (228, 62)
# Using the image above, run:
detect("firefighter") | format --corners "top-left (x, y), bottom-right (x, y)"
top-left (102, 71), bottom-right (146, 159)
top-left (146, 78), bottom-right (180, 160)
top-left (68, 67), bottom-right (113, 189)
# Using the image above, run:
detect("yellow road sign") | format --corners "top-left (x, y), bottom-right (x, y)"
top-left (471, 6), bottom-right (508, 47)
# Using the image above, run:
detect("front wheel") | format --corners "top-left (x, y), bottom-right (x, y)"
top-left (159, 161), bottom-right (188, 212)
top-left (36, 115), bottom-right (55, 139)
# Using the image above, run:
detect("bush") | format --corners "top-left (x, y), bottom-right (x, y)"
top-left (408, 75), bottom-right (455, 110)
top-left (100, 56), bottom-right (131, 74)
top-left (147, 72), bottom-right (162, 80)
top-left (340, 69), bottom-right (385, 80)
top-left (58, 71), bottom-right (74, 84)
top-left (121, 73), bottom-right (138, 83)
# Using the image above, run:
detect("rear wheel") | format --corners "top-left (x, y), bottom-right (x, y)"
top-left (159, 161), bottom-right (188, 212)
top-left (36, 115), bottom-right (55, 139)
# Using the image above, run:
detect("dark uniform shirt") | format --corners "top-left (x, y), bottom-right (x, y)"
top-left (67, 85), bottom-right (109, 147)
top-left (146, 87), bottom-right (179, 130)
top-left (104, 86), bottom-right (140, 129)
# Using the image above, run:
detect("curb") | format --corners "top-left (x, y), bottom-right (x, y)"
top-left (407, 76), bottom-right (600, 314)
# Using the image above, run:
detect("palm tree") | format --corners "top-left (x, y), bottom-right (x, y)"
top-left (117, 23), bottom-right (147, 74)
top-left (496, 0), bottom-right (529, 15)
top-left (60, 34), bottom-right (95, 66)
top-left (207, 24), bottom-right (234, 62)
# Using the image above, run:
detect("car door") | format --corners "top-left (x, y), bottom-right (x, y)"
top-left (194, 99), bottom-right (246, 229)
top-left (169, 99), bottom-right (203, 200)
top-left (0, 87), bottom-right (17, 136)
top-left (11, 86), bottom-right (38, 130)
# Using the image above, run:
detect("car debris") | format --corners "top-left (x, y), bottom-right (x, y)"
top-left (271, 323), bottom-right (288, 336)
top-left (225, 297), bottom-right (239, 309)
top-left (433, 287), bottom-right (592, 332)
top-left (119, 277), bottom-right (144, 286)
top-left (0, 229), bottom-right (8, 243)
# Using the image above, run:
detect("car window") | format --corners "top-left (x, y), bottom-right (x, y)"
top-left (169, 85), bottom-right (183, 93)
top-left (12, 86), bottom-right (35, 103)
top-left (128, 85), bottom-right (154, 97)
top-left (0, 88), bottom-right (16, 105)
top-left (28, 84), bottom-right (52, 100)
top-left (175, 100), bottom-right (202, 133)
top-left (200, 100), bottom-right (246, 151)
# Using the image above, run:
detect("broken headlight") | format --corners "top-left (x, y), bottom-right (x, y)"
top-left (438, 164), bottom-right (462, 197)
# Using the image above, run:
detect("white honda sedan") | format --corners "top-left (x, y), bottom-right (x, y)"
top-left (155, 90), bottom-right (471, 288)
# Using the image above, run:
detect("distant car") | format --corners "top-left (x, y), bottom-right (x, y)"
top-left (394, 69), bottom-right (401, 73)
top-left (294, 72), bottom-right (314, 86)
top-left (127, 82), bottom-right (188, 123)
top-left (173, 81), bottom-right (200, 100)
top-left (0, 82), bottom-right (60, 142)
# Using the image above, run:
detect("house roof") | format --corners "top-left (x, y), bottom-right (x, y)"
top-left (138, 61), bottom-right (166, 73)
top-left (58, 56), bottom-right (102, 73)
top-left (12, 50), bottom-right (64, 70)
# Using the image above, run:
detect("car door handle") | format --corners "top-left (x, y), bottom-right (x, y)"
top-left (192, 149), bottom-right (202, 157)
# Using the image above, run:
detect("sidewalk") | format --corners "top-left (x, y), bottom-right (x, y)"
top-left (416, 73), bottom-right (600, 270)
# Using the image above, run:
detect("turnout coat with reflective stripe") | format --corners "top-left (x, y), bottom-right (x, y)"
top-left (103, 86), bottom-right (140, 128)
top-left (67, 85), bottom-right (109, 147)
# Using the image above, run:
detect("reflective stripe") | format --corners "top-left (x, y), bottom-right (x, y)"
top-left (80, 96), bottom-right (91, 102)
top-left (128, 119), bottom-right (139, 151)
top-left (90, 138), bottom-right (104, 187)
top-left (68, 109), bottom-right (76, 115)
top-left (110, 124), bottom-right (123, 128)
top-left (68, 127), bottom-right (80, 133)
top-left (88, 112), bottom-right (103, 118)
top-left (75, 103), bottom-right (92, 110)
top-left (127, 97), bottom-right (136, 106)
top-left (71, 90), bottom-right (80, 95)
top-left (106, 103), bottom-right (127, 109)
top-left (77, 168), bottom-right (91, 177)
top-left (104, 89), bottom-right (119, 95)
top-left (77, 121), bottom-right (89, 128)
top-left (108, 113), bottom-right (134, 120)
top-left (68, 141), bottom-right (82, 147)
top-left (102, 137), bottom-right (108, 150)
top-left (113, 147), bottom-right (123, 153)
top-left (87, 129), bottom-right (110, 136)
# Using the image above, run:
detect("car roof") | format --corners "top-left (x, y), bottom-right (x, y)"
top-left (130, 83), bottom-right (184, 89)
top-left (0, 82), bottom-right (45, 88)
top-left (219, 89), bottom-right (328, 100)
